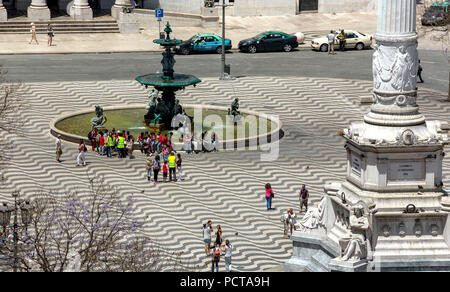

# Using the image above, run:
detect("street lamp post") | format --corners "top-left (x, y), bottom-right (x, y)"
top-left (213, 0), bottom-right (234, 80)
top-left (0, 192), bottom-right (33, 272)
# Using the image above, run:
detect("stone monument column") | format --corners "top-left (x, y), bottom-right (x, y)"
top-left (111, 0), bottom-right (133, 20)
top-left (28, 0), bottom-right (50, 21)
top-left (366, 0), bottom-right (421, 128)
top-left (0, 0), bottom-right (7, 22)
top-left (71, 0), bottom-right (93, 20)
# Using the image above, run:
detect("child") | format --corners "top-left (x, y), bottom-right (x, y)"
top-left (163, 161), bottom-right (168, 183)
top-left (98, 131), bottom-right (105, 155)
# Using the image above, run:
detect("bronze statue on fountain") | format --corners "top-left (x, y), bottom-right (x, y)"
top-left (136, 22), bottom-right (201, 130)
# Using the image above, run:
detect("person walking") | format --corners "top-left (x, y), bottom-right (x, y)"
top-left (211, 242), bottom-right (221, 272)
top-left (299, 184), bottom-right (309, 213)
top-left (76, 140), bottom-right (87, 167)
top-left (265, 183), bottom-right (274, 210)
top-left (176, 153), bottom-right (183, 181)
top-left (168, 151), bottom-right (177, 182)
top-left (338, 29), bottom-right (346, 51)
top-left (417, 59), bottom-right (424, 83)
top-left (223, 239), bottom-right (232, 272)
top-left (55, 134), bottom-right (62, 162)
top-left (215, 225), bottom-right (223, 247)
top-left (152, 155), bottom-right (161, 183)
top-left (327, 30), bottom-right (336, 55)
top-left (203, 220), bottom-right (213, 256)
top-left (47, 24), bottom-right (54, 46)
top-left (29, 23), bottom-right (39, 45)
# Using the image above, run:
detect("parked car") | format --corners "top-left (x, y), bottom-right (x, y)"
top-left (421, 2), bottom-right (449, 26)
top-left (311, 30), bottom-right (372, 52)
top-left (174, 33), bottom-right (232, 55)
top-left (238, 31), bottom-right (299, 53)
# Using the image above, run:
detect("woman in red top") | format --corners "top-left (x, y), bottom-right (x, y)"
top-left (265, 183), bottom-right (274, 210)
top-left (98, 132), bottom-right (105, 155)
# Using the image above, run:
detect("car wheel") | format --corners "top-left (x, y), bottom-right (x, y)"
top-left (356, 42), bottom-right (365, 50)
top-left (181, 47), bottom-right (191, 55)
top-left (216, 46), bottom-right (223, 54)
top-left (283, 44), bottom-right (293, 52)
top-left (248, 45), bottom-right (257, 54)
top-left (320, 44), bottom-right (328, 52)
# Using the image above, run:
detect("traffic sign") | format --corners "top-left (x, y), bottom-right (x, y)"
top-left (155, 8), bottom-right (164, 18)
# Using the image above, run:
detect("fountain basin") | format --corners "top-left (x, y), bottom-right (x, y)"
top-left (136, 73), bottom-right (201, 88)
top-left (50, 104), bottom-right (282, 150)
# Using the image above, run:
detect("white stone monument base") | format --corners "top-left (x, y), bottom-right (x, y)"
top-left (71, 6), bottom-right (93, 20)
top-left (329, 258), bottom-right (368, 272)
top-left (117, 11), bottom-right (139, 34)
top-left (0, 7), bottom-right (7, 22)
top-left (201, 6), bottom-right (218, 17)
top-left (111, 5), bottom-right (130, 20)
top-left (27, 6), bottom-right (50, 21)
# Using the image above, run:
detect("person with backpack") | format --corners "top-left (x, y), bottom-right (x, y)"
top-left (223, 239), bottom-right (232, 272)
top-left (265, 183), bottom-right (274, 210)
top-left (211, 242), bottom-right (221, 272)
top-left (152, 155), bottom-right (161, 184)
top-left (76, 139), bottom-right (87, 167)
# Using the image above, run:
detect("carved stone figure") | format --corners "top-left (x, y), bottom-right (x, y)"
top-left (390, 46), bottom-right (416, 92)
top-left (295, 196), bottom-right (327, 233)
top-left (90, 105), bottom-right (107, 129)
top-left (172, 99), bottom-right (183, 116)
top-left (65, 249), bottom-right (81, 272)
top-left (146, 89), bottom-right (159, 110)
top-left (339, 205), bottom-right (370, 261)
top-left (162, 48), bottom-right (176, 79)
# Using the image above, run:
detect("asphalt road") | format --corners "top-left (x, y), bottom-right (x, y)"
top-left (1, 49), bottom-right (448, 93)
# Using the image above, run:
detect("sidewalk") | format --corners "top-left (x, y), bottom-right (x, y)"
top-left (0, 12), bottom-right (441, 55)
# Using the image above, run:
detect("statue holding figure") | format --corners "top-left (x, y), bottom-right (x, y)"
top-left (295, 196), bottom-right (328, 233)
top-left (146, 89), bottom-right (159, 111)
top-left (339, 205), bottom-right (370, 261)
top-left (90, 105), bottom-right (107, 129)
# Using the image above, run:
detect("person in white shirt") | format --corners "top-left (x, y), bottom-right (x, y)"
top-left (223, 239), bottom-right (232, 272)
top-left (289, 209), bottom-right (297, 236)
top-left (282, 209), bottom-right (290, 238)
top-left (203, 220), bottom-right (213, 256)
top-left (55, 135), bottom-right (62, 162)
top-left (327, 30), bottom-right (336, 55)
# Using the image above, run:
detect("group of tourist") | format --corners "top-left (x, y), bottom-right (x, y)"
top-left (29, 23), bottom-right (54, 46)
top-left (202, 220), bottom-right (233, 272)
top-left (146, 152), bottom-right (183, 183)
top-left (138, 132), bottom-right (175, 156)
top-left (88, 128), bottom-right (136, 159)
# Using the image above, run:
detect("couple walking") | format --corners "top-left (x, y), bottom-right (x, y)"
top-left (29, 23), bottom-right (54, 46)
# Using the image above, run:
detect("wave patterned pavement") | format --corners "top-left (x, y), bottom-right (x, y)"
top-left (0, 76), bottom-right (448, 272)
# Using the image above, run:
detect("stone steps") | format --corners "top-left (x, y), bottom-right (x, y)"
top-left (0, 20), bottom-right (120, 33)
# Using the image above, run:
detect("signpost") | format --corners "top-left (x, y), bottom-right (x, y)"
top-left (155, 8), bottom-right (164, 36)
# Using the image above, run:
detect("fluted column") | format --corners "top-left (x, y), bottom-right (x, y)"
top-left (0, 0), bottom-right (7, 22)
top-left (71, 0), bottom-right (93, 20)
top-left (365, 0), bottom-right (422, 127)
top-left (111, 0), bottom-right (133, 20)
top-left (27, 0), bottom-right (50, 21)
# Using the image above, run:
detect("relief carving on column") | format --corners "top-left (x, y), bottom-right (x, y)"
top-left (373, 43), bottom-right (418, 92)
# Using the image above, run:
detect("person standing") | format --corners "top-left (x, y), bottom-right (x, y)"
top-left (29, 23), bottom-right (39, 45)
top-left (327, 30), bottom-right (336, 55)
top-left (117, 132), bottom-right (125, 158)
top-left (98, 131), bottom-right (105, 155)
top-left (338, 29), bottom-right (346, 51)
top-left (223, 239), bottom-right (232, 272)
top-left (299, 184), bottom-right (309, 213)
top-left (152, 155), bottom-right (161, 184)
top-left (265, 183), bottom-right (274, 210)
top-left (89, 128), bottom-right (97, 152)
top-left (162, 161), bottom-right (168, 182)
top-left (288, 208), bottom-right (297, 236)
top-left (211, 131), bottom-right (218, 152)
top-left (282, 208), bottom-right (290, 238)
top-left (417, 59), bottom-right (424, 83)
top-left (211, 242), bottom-right (221, 272)
top-left (127, 132), bottom-right (134, 159)
top-left (55, 134), bottom-right (62, 162)
top-left (176, 153), bottom-right (183, 181)
top-left (47, 24), bottom-right (54, 47)
top-left (76, 140), bottom-right (87, 167)
top-left (107, 132), bottom-right (114, 158)
top-left (146, 157), bottom-right (153, 181)
top-left (203, 220), bottom-right (213, 256)
top-left (168, 151), bottom-right (177, 182)
top-left (215, 225), bottom-right (223, 247)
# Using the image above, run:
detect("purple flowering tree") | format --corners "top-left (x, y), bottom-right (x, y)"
top-left (0, 177), bottom-right (196, 272)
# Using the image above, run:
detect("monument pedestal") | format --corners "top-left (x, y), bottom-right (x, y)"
top-left (27, 5), bottom-right (50, 21)
top-left (329, 258), bottom-right (368, 272)
top-left (0, 6), bottom-right (7, 22)
top-left (71, 6), bottom-right (93, 20)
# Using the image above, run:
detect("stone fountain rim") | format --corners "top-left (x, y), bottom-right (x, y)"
top-left (49, 103), bottom-right (283, 148)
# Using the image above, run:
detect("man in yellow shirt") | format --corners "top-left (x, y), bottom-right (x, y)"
top-left (168, 151), bottom-right (177, 182)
